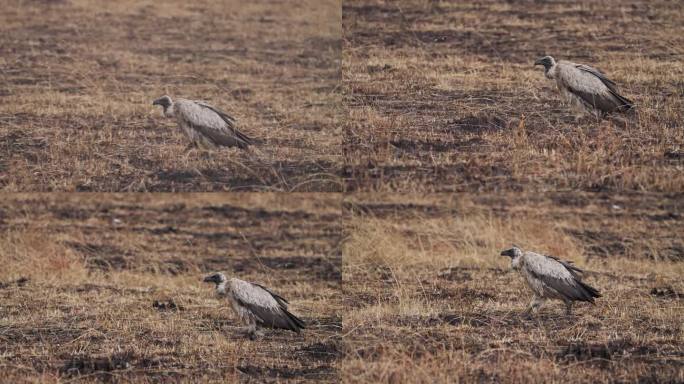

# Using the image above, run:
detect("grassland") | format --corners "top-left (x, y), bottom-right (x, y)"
top-left (0, 194), bottom-right (342, 382)
top-left (342, 193), bottom-right (683, 383)
top-left (0, 0), bottom-right (341, 192)
top-left (343, 0), bottom-right (684, 192)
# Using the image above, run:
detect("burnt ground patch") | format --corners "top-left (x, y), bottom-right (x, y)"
top-left (564, 229), bottom-right (630, 257)
top-left (237, 364), bottom-right (336, 381)
top-left (389, 138), bottom-right (455, 154)
top-left (554, 338), bottom-right (684, 374)
top-left (343, 200), bottom-right (458, 218)
top-left (650, 286), bottom-right (683, 300)
top-left (28, 195), bottom-right (344, 279)
top-left (60, 351), bottom-right (135, 378)
top-left (442, 114), bottom-right (508, 135)
top-left (64, 241), bottom-right (135, 271)
top-left (152, 299), bottom-right (184, 312)
top-left (390, 313), bottom-right (491, 328)
top-left (0, 277), bottom-right (29, 289)
top-left (343, 163), bottom-right (517, 193)
top-left (297, 340), bottom-right (342, 363)
top-left (437, 267), bottom-right (473, 282)
top-left (230, 256), bottom-right (341, 281)
top-left (0, 326), bottom-right (88, 346)
top-left (151, 160), bottom-right (341, 192)
top-left (203, 204), bottom-right (339, 224)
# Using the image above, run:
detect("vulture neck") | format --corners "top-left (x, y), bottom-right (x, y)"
top-left (544, 64), bottom-right (557, 80)
top-left (511, 255), bottom-right (523, 270)
top-left (163, 103), bottom-right (175, 118)
top-left (216, 281), bottom-right (228, 297)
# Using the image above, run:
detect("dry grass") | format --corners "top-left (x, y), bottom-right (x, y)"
top-left (343, 0), bottom-right (684, 192)
top-left (0, 194), bottom-right (342, 382)
top-left (342, 193), bottom-right (684, 383)
top-left (3, 1), bottom-right (684, 382)
top-left (0, 0), bottom-right (341, 192)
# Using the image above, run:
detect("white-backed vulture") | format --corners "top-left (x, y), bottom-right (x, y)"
top-left (152, 95), bottom-right (252, 149)
top-left (500, 247), bottom-right (601, 315)
top-left (203, 272), bottom-right (305, 339)
top-left (534, 56), bottom-right (633, 116)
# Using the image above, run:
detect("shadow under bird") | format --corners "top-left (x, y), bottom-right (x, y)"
top-left (203, 272), bottom-right (305, 339)
top-left (534, 56), bottom-right (633, 117)
top-left (152, 95), bottom-right (252, 149)
top-left (501, 246), bottom-right (601, 316)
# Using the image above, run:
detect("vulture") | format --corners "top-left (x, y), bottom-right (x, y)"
top-left (203, 272), bottom-right (305, 339)
top-left (534, 56), bottom-right (633, 116)
top-left (500, 247), bottom-right (601, 316)
top-left (152, 95), bottom-right (252, 149)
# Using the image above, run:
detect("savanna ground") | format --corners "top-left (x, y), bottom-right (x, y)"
top-left (0, 0), bottom-right (341, 192)
top-left (343, 193), bottom-right (683, 383)
top-left (0, 194), bottom-right (342, 382)
top-left (343, 0), bottom-right (684, 192)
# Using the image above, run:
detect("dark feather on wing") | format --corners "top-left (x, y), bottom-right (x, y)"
top-left (237, 285), bottom-right (305, 332)
top-left (528, 268), bottom-right (600, 303)
top-left (546, 255), bottom-right (584, 279)
top-left (575, 65), bottom-right (633, 111)
top-left (194, 102), bottom-right (253, 148)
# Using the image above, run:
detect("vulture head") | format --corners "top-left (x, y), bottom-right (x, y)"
top-left (152, 95), bottom-right (173, 115)
top-left (203, 272), bottom-right (227, 286)
top-left (534, 56), bottom-right (556, 73)
top-left (500, 246), bottom-right (523, 259)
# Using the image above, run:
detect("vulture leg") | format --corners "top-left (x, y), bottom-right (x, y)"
top-left (183, 142), bottom-right (198, 153)
top-left (564, 301), bottom-right (573, 316)
top-left (245, 318), bottom-right (258, 340)
top-left (183, 142), bottom-right (199, 161)
top-left (246, 328), bottom-right (264, 340)
top-left (608, 115), bottom-right (629, 128)
top-left (524, 296), bottom-right (545, 317)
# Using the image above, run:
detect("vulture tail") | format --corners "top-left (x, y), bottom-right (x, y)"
top-left (611, 91), bottom-right (634, 111)
top-left (233, 129), bottom-right (253, 148)
top-left (283, 309), bottom-right (306, 332)
top-left (577, 280), bottom-right (602, 303)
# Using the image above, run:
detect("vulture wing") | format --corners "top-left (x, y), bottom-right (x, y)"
top-left (176, 99), bottom-right (252, 149)
top-left (575, 65), bottom-right (617, 90)
top-left (193, 101), bottom-right (253, 147)
top-left (545, 255), bottom-right (583, 279)
top-left (229, 279), bottom-right (305, 332)
top-left (575, 64), bottom-right (633, 111)
top-left (524, 253), bottom-right (601, 303)
top-left (557, 62), bottom-right (633, 113)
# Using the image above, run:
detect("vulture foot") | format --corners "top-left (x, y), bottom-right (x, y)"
top-left (246, 330), bottom-right (264, 340)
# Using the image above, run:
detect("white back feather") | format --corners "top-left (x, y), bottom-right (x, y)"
top-left (229, 278), bottom-right (281, 310)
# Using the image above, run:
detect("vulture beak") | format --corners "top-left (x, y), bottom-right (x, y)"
top-left (500, 249), bottom-right (513, 257)
top-left (152, 98), bottom-right (161, 106)
top-left (534, 59), bottom-right (543, 66)
top-left (203, 275), bottom-right (214, 283)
